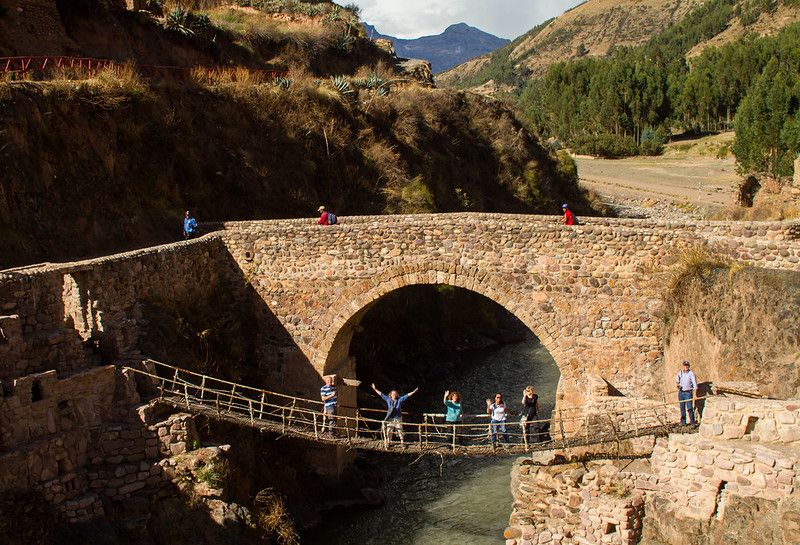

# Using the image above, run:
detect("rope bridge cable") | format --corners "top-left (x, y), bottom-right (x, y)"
top-left (124, 360), bottom-right (707, 457)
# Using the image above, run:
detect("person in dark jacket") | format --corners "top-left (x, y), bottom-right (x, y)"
top-left (520, 386), bottom-right (539, 443)
top-left (372, 383), bottom-right (419, 444)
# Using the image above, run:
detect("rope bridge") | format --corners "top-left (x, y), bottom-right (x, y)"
top-left (125, 360), bottom-right (701, 457)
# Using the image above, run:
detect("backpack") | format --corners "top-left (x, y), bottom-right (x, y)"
top-left (327, 212), bottom-right (338, 225)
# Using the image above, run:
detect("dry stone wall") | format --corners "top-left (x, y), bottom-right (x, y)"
top-left (217, 214), bottom-right (800, 410)
top-left (507, 460), bottom-right (647, 545)
top-left (507, 396), bottom-right (800, 545)
top-left (0, 236), bottom-right (235, 382)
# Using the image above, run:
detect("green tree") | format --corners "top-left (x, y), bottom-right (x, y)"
top-left (733, 59), bottom-right (800, 178)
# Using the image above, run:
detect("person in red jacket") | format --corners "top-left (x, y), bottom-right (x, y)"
top-left (317, 205), bottom-right (330, 225)
top-left (562, 203), bottom-right (575, 226)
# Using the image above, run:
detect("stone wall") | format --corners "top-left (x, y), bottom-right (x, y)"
top-left (698, 397), bottom-right (800, 444)
top-left (639, 397), bottom-right (800, 544)
top-left (0, 236), bottom-right (235, 382)
top-left (506, 460), bottom-right (647, 545)
top-left (0, 365), bottom-right (196, 523)
top-left (217, 214), bottom-right (800, 411)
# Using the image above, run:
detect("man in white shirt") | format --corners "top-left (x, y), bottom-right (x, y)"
top-left (676, 360), bottom-right (698, 425)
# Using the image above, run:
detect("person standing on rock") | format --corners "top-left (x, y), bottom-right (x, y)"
top-left (372, 383), bottom-right (418, 445)
top-left (487, 393), bottom-right (509, 445)
top-left (443, 390), bottom-right (463, 445)
top-left (520, 386), bottom-right (539, 444)
top-left (676, 360), bottom-right (698, 426)
top-left (320, 375), bottom-right (337, 437)
top-left (183, 210), bottom-right (198, 239)
top-left (562, 203), bottom-right (575, 226)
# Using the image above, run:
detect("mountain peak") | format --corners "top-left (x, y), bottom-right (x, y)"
top-left (444, 22), bottom-right (473, 32)
top-left (363, 22), bottom-right (509, 73)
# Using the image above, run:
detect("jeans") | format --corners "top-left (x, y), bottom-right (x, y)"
top-left (323, 405), bottom-right (336, 434)
top-left (491, 419), bottom-right (508, 444)
top-left (678, 390), bottom-right (695, 424)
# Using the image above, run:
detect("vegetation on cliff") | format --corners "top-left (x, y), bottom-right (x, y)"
top-left (661, 248), bottom-right (800, 399)
top-left (0, 0), bottom-right (598, 267)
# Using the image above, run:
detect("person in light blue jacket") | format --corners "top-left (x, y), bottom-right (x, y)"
top-left (444, 390), bottom-right (463, 445)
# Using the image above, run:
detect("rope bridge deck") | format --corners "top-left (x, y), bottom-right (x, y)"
top-left (125, 360), bottom-right (700, 457)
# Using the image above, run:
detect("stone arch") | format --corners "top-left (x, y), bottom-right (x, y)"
top-left (313, 262), bottom-right (565, 385)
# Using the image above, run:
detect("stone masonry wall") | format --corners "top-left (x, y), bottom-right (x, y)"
top-left (506, 460), bottom-right (647, 545)
top-left (0, 365), bottom-right (197, 523)
top-left (0, 236), bottom-right (234, 382)
top-left (217, 214), bottom-right (800, 411)
top-left (638, 397), bottom-right (800, 544)
top-left (698, 397), bottom-right (800, 444)
top-left (0, 235), bottom-right (253, 526)
top-left (507, 396), bottom-right (800, 545)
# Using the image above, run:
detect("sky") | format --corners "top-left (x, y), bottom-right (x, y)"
top-left (349, 0), bottom-right (585, 40)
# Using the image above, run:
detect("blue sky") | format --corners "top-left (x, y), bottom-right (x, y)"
top-left (348, 0), bottom-right (584, 39)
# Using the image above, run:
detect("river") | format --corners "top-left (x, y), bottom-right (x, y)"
top-left (307, 336), bottom-right (560, 545)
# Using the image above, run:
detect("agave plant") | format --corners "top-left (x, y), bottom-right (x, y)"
top-left (164, 7), bottom-right (194, 36)
top-left (330, 75), bottom-right (354, 96)
top-left (273, 77), bottom-right (292, 90)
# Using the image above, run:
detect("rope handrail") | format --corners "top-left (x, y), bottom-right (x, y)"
top-left (142, 359), bottom-right (702, 422)
top-left (124, 360), bottom-right (706, 456)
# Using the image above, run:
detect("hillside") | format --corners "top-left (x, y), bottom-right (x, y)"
top-left (0, 1), bottom-right (596, 268)
top-left (437, 0), bottom-right (703, 89)
top-left (439, 0), bottom-right (800, 92)
top-left (363, 22), bottom-right (509, 73)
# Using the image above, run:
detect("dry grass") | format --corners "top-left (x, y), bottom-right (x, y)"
top-left (255, 489), bottom-right (299, 545)
top-left (666, 246), bottom-right (734, 293)
top-left (43, 64), bottom-right (151, 109)
top-left (712, 180), bottom-right (800, 221)
top-left (205, 6), bottom-right (339, 53)
top-left (189, 66), bottom-right (270, 85)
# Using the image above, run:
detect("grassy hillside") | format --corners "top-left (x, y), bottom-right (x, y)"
top-left (437, 0), bottom-right (703, 89)
top-left (439, 0), bottom-right (800, 95)
top-left (0, 70), bottom-right (594, 267)
top-left (0, 0), bottom-right (604, 267)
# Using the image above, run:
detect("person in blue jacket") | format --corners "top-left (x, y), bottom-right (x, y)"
top-left (183, 210), bottom-right (198, 239)
top-left (371, 383), bottom-right (419, 445)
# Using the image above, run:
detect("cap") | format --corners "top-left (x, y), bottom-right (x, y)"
top-left (682, 360), bottom-right (690, 366)
top-left (561, 203), bottom-right (569, 209)
top-left (318, 206), bottom-right (325, 211)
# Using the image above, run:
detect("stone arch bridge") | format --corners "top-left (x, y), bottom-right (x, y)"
top-left (2, 214), bottom-right (799, 425)
top-left (216, 214), bottom-right (800, 414)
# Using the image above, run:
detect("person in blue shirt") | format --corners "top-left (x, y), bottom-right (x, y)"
top-left (371, 383), bottom-right (419, 445)
top-left (183, 210), bottom-right (198, 239)
top-left (320, 375), bottom-right (337, 437)
top-left (676, 360), bottom-right (698, 425)
top-left (443, 390), bottom-right (463, 445)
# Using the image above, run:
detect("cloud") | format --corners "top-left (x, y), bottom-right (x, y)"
top-left (351, 0), bottom-right (583, 39)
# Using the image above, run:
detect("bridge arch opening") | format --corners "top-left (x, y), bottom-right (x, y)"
top-left (321, 281), bottom-right (562, 431)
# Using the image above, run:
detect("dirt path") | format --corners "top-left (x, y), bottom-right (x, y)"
top-left (575, 154), bottom-right (739, 209)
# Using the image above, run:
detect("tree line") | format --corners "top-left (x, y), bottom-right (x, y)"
top-left (516, 0), bottom-right (800, 178)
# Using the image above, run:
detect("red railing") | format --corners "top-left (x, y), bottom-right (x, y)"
top-left (1, 56), bottom-right (116, 77)
top-left (0, 56), bottom-right (288, 81)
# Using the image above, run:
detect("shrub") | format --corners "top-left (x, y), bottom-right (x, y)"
top-left (572, 133), bottom-right (639, 158)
